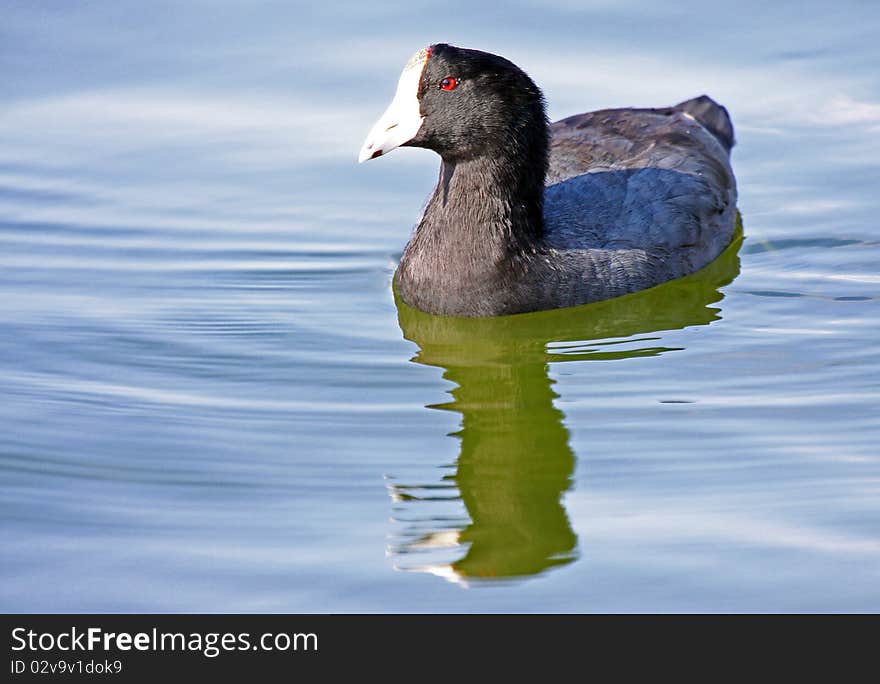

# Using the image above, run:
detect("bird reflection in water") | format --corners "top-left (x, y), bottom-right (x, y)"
top-left (387, 224), bottom-right (743, 584)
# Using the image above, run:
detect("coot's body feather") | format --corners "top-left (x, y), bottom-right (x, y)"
top-left (536, 98), bottom-right (738, 313)
top-left (359, 45), bottom-right (737, 317)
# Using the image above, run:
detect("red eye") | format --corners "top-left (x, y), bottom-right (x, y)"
top-left (439, 77), bottom-right (457, 91)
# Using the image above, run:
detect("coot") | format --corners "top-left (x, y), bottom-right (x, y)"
top-left (359, 44), bottom-right (737, 318)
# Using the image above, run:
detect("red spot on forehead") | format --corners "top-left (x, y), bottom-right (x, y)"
top-left (426, 46), bottom-right (432, 60)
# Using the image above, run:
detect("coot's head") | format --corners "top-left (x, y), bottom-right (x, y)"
top-left (358, 44), bottom-right (547, 164)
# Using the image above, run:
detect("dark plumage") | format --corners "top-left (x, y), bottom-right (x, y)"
top-left (360, 43), bottom-right (738, 317)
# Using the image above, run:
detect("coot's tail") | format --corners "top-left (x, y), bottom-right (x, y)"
top-left (674, 95), bottom-right (735, 153)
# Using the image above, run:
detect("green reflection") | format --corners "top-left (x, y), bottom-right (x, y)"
top-left (390, 225), bottom-right (743, 583)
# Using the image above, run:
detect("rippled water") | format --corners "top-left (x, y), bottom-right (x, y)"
top-left (2, 1), bottom-right (879, 612)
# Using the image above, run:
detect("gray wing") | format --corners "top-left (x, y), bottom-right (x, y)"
top-left (542, 99), bottom-right (737, 275)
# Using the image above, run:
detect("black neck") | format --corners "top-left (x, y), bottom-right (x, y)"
top-left (396, 115), bottom-right (549, 315)
top-left (437, 152), bottom-right (543, 238)
top-left (402, 149), bottom-right (545, 263)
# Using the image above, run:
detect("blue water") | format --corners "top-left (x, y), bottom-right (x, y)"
top-left (1, 1), bottom-right (879, 612)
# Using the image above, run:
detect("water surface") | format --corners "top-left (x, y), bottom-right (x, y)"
top-left (1, 1), bottom-right (879, 612)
